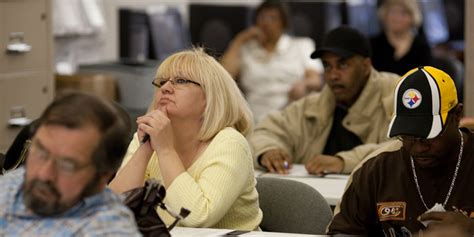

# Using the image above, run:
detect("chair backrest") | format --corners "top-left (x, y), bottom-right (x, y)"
top-left (0, 153), bottom-right (5, 175)
top-left (2, 120), bottom-right (38, 174)
top-left (256, 177), bottom-right (333, 234)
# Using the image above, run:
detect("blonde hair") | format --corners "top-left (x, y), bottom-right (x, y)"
top-left (149, 47), bottom-right (253, 140)
top-left (378, 0), bottom-right (422, 28)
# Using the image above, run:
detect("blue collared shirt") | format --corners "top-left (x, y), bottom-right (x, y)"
top-left (0, 168), bottom-right (141, 236)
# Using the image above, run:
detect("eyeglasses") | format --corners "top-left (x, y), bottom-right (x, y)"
top-left (28, 140), bottom-right (93, 176)
top-left (397, 136), bottom-right (433, 145)
top-left (152, 77), bottom-right (201, 89)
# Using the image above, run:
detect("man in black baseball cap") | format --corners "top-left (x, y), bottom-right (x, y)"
top-left (250, 26), bottom-right (400, 175)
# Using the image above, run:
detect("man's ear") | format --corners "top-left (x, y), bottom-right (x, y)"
top-left (453, 103), bottom-right (464, 124)
top-left (363, 57), bottom-right (372, 76)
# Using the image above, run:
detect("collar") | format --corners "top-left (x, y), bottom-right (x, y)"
top-left (275, 34), bottom-right (291, 53)
top-left (304, 68), bottom-right (388, 122)
top-left (10, 192), bottom-right (99, 218)
top-left (348, 68), bottom-right (389, 117)
top-left (249, 34), bottom-right (291, 55)
top-left (7, 177), bottom-right (111, 219)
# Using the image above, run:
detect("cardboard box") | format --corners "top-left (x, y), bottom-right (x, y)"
top-left (55, 73), bottom-right (118, 101)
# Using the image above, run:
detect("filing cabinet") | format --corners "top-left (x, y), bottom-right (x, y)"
top-left (0, 0), bottom-right (53, 152)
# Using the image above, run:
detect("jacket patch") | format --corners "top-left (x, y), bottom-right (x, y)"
top-left (377, 202), bottom-right (406, 221)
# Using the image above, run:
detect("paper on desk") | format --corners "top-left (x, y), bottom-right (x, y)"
top-left (170, 227), bottom-right (229, 236)
top-left (419, 203), bottom-right (446, 227)
top-left (259, 164), bottom-right (349, 179)
top-left (171, 227), bottom-right (328, 236)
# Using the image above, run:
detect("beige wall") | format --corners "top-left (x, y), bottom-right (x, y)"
top-left (465, 0), bottom-right (473, 116)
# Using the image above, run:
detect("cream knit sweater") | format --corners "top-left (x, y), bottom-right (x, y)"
top-left (121, 127), bottom-right (262, 230)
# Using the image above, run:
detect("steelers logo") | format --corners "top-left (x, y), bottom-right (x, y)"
top-left (402, 89), bottom-right (422, 109)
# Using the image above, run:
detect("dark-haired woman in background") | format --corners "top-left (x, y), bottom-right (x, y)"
top-left (221, 0), bottom-right (323, 123)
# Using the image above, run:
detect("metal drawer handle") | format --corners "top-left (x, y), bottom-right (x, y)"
top-left (6, 32), bottom-right (32, 54)
top-left (8, 106), bottom-right (32, 127)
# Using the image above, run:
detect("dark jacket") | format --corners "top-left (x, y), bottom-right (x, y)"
top-left (328, 129), bottom-right (474, 236)
top-left (370, 32), bottom-right (432, 76)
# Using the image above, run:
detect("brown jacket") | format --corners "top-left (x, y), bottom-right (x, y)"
top-left (249, 68), bottom-right (399, 173)
top-left (328, 129), bottom-right (474, 235)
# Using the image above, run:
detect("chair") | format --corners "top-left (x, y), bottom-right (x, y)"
top-left (256, 177), bottom-right (333, 235)
top-left (0, 153), bottom-right (5, 174)
top-left (2, 120), bottom-right (37, 174)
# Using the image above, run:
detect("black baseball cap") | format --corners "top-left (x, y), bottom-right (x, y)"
top-left (310, 25), bottom-right (371, 59)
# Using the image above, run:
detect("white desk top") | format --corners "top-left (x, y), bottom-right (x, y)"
top-left (255, 164), bottom-right (349, 206)
top-left (170, 227), bottom-right (327, 236)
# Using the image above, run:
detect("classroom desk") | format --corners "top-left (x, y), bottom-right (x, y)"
top-left (170, 227), bottom-right (328, 236)
top-left (255, 164), bottom-right (349, 206)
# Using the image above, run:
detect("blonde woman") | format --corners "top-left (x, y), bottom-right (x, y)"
top-left (370, 0), bottom-right (432, 75)
top-left (109, 48), bottom-right (262, 230)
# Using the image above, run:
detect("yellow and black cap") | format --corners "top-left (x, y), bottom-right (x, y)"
top-left (388, 66), bottom-right (458, 139)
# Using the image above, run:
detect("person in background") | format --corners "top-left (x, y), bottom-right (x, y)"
top-left (0, 91), bottom-right (140, 236)
top-left (370, 0), bottom-right (432, 76)
top-left (221, 0), bottom-right (323, 123)
top-left (328, 66), bottom-right (474, 236)
top-left (251, 26), bottom-right (400, 175)
top-left (109, 48), bottom-right (262, 230)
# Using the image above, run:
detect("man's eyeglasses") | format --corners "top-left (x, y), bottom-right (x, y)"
top-left (28, 140), bottom-right (93, 176)
top-left (152, 77), bottom-right (201, 89)
top-left (397, 136), bottom-right (434, 145)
